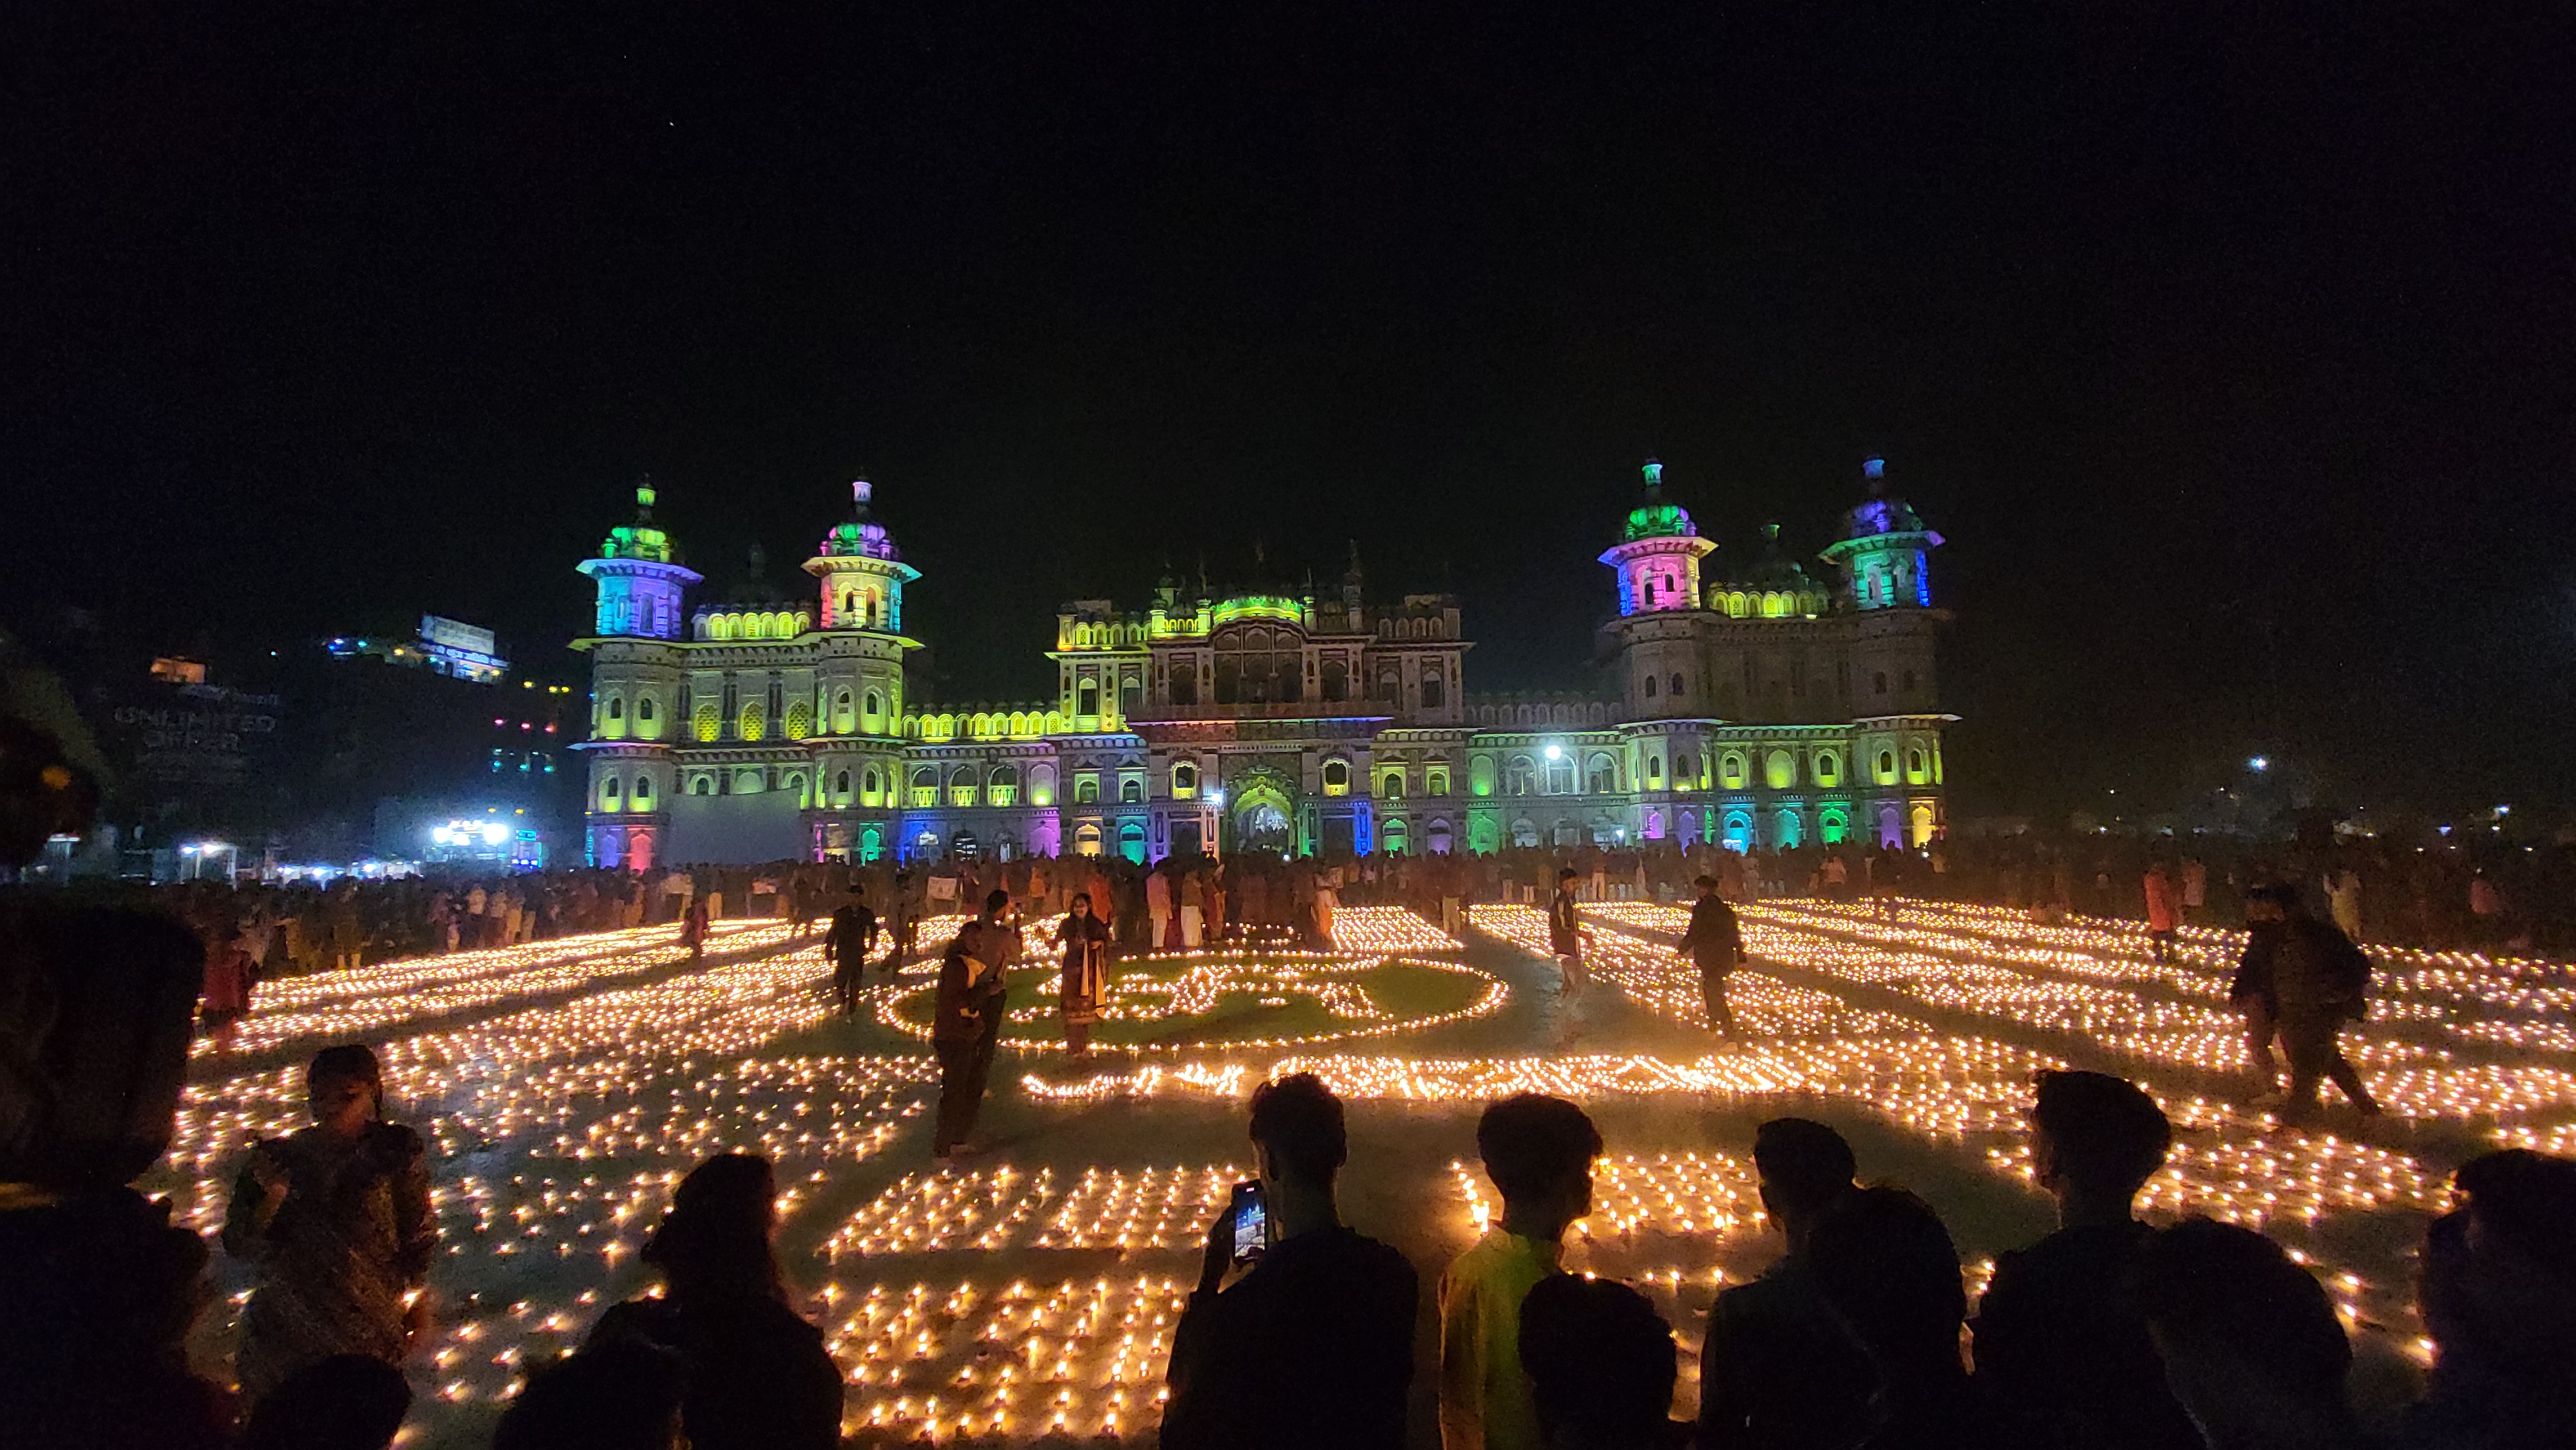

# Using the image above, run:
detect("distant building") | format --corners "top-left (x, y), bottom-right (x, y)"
top-left (326, 615), bottom-right (509, 684)
top-left (575, 461), bottom-right (1952, 868)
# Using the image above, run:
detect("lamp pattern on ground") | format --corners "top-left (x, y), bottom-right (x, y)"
top-left (873, 909), bottom-right (1503, 1057)
top-left (202, 922), bottom-right (770, 1059)
top-left (146, 888), bottom-right (2574, 1443)
top-left (826, 1164), bottom-right (1246, 1259)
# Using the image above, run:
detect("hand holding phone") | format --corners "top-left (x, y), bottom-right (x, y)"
top-left (1227, 1180), bottom-right (1267, 1263)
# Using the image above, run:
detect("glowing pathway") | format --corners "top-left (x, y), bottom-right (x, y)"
top-left (154, 898), bottom-right (2566, 1444)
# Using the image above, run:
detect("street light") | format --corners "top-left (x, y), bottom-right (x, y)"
top-left (2248, 756), bottom-right (2270, 772)
top-left (1543, 743), bottom-right (1563, 761)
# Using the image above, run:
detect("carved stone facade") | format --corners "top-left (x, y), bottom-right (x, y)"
top-left (575, 461), bottom-right (1950, 867)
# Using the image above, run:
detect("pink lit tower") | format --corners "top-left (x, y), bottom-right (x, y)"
top-left (1598, 459), bottom-right (1717, 618)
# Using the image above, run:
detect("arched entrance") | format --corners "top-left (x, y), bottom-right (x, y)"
top-left (1226, 771), bottom-right (1298, 857)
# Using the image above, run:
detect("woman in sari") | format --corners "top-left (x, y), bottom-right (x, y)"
top-left (222, 1044), bottom-right (434, 1408)
top-left (1054, 891), bottom-right (1113, 1058)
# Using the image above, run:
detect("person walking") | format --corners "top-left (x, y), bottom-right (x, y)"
top-left (931, 890), bottom-right (1019, 1158)
top-left (1054, 892), bottom-right (1112, 1059)
top-left (2240, 885), bottom-right (2379, 1119)
top-left (683, 892), bottom-right (710, 964)
top-left (1676, 874), bottom-right (1745, 1037)
top-left (2143, 862), bottom-right (2181, 964)
top-left (2228, 909), bottom-right (2284, 1103)
top-left (200, 925), bottom-right (256, 1055)
top-left (825, 891), bottom-right (877, 1019)
top-left (222, 1046), bottom-right (436, 1410)
top-left (1546, 868), bottom-right (1589, 995)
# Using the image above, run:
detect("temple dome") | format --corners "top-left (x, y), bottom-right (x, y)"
top-left (819, 479), bottom-right (902, 560)
top-left (1621, 459), bottom-right (1699, 541)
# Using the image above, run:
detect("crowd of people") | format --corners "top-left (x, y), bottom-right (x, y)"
top-left (6, 674), bottom-right (2573, 1447)
top-left (27, 992), bottom-right (2576, 1450)
top-left (81, 818), bottom-right (2576, 1053)
top-left (1173, 1069), bottom-right (2576, 1450)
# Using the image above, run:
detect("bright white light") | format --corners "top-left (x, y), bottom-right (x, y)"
top-left (1544, 744), bottom-right (1564, 761)
top-left (2248, 756), bottom-right (2270, 772)
top-left (480, 823), bottom-right (509, 846)
top-left (431, 827), bottom-right (456, 845)
top-left (1205, 789), bottom-right (1224, 808)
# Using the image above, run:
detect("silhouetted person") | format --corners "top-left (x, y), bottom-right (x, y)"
top-left (1518, 1272), bottom-right (1683, 1449)
top-left (0, 675), bottom-right (232, 1450)
top-left (1677, 874), bottom-right (1746, 1037)
top-left (238, 1353), bottom-right (412, 1450)
top-left (1443, 1093), bottom-right (1603, 1450)
top-left (931, 889), bottom-right (1018, 1158)
top-left (1971, 1069), bottom-right (2200, 1450)
top-left (1699, 1116), bottom-right (1877, 1450)
top-left (584, 1153), bottom-right (842, 1450)
top-left (497, 1338), bottom-right (686, 1450)
top-left (825, 893), bottom-right (876, 1017)
top-left (223, 1044), bottom-right (436, 1408)
top-left (2403, 1149), bottom-right (2576, 1450)
top-left (1163, 1073), bottom-right (1418, 1450)
top-left (2237, 885), bottom-right (2377, 1118)
top-left (2131, 1217), bottom-right (2358, 1450)
top-left (1806, 1186), bottom-right (1980, 1449)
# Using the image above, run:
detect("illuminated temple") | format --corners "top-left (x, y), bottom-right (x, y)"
top-left (574, 462), bottom-right (1951, 867)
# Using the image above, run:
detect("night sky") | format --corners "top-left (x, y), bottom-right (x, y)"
top-left (6, 4), bottom-right (2570, 820)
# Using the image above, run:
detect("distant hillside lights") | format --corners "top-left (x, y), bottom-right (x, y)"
top-left (571, 458), bottom-right (1953, 869)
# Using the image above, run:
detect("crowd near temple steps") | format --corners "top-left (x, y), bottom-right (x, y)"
top-left (3, 462), bottom-right (2575, 1450)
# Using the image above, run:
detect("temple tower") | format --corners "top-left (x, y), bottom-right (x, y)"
top-left (1597, 460), bottom-right (1717, 616)
top-left (577, 478), bottom-right (702, 638)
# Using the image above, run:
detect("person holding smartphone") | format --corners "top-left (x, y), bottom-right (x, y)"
top-left (221, 1044), bottom-right (436, 1409)
top-left (1162, 1074), bottom-right (1418, 1450)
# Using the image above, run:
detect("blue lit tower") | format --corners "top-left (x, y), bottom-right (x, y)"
top-left (1819, 456), bottom-right (1942, 610)
top-left (574, 479), bottom-right (701, 869)
top-left (1819, 457), bottom-right (1948, 849)
top-left (577, 478), bottom-right (701, 638)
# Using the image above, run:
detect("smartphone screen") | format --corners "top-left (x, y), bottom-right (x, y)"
top-left (1229, 1180), bottom-right (1267, 1261)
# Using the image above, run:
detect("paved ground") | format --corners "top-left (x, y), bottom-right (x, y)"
top-left (155, 899), bottom-right (2576, 1446)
